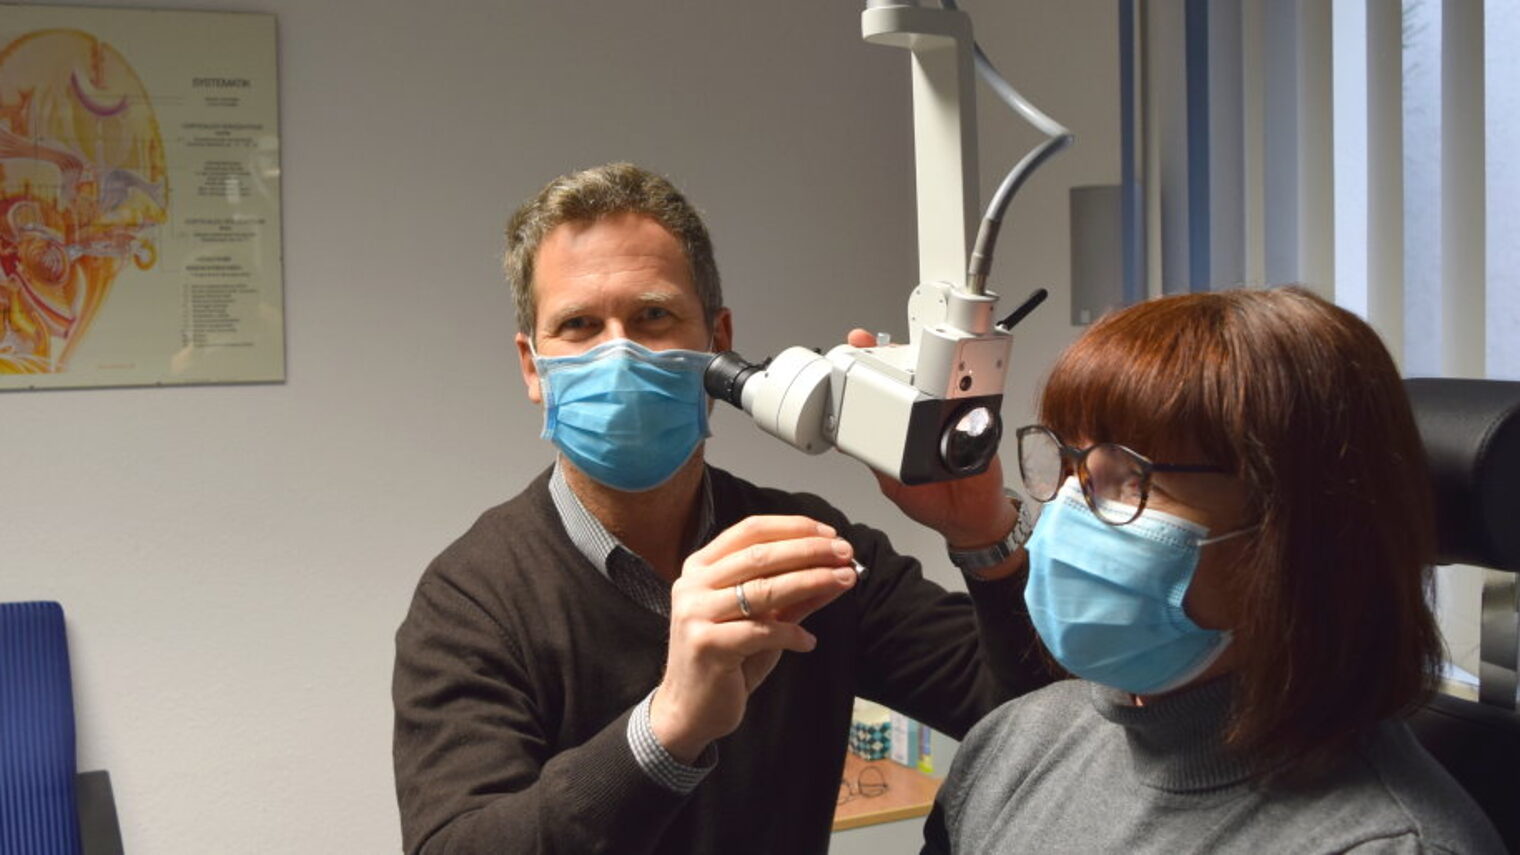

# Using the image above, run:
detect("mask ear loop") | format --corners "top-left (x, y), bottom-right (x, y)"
top-left (526, 336), bottom-right (550, 398)
top-left (1197, 523), bottom-right (1260, 547)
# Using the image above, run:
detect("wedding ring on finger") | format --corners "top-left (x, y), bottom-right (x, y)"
top-left (733, 581), bottom-right (754, 618)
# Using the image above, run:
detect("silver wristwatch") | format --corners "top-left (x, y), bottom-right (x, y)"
top-left (946, 489), bottom-right (1033, 580)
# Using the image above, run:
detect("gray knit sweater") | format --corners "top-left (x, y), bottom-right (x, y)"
top-left (923, 679), bottom-right (1504, 854)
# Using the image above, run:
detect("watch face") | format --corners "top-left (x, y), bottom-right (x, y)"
top-left (950, 538), bottom-right (1011, 571)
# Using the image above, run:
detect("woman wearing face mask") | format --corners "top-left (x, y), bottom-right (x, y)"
top-left (922, 287), bottom-right (1503, 854)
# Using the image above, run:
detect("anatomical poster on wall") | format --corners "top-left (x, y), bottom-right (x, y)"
top-left (0, 5), bottom-right (282, 390)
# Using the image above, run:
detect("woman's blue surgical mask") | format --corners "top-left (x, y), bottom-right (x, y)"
top-left (1024, 478), bottom-right (1252, 695)
top-left (532, 338), bottom-right (712, 492)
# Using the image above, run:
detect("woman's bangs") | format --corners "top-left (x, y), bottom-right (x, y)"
top-left (1039, 298), bottom-right (1234, 466)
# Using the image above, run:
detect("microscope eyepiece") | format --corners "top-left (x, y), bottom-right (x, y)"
top-left (704, 351), bottom-right (761, 408)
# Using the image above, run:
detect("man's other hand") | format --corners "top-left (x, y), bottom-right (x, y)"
top-left (843, 328), bottom-right (1021, 552)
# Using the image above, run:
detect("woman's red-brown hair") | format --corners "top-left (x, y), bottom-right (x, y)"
top-left (1038, 286), bottom-right (1442, 773)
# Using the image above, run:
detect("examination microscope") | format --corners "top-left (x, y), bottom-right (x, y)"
top-left (704, 0), bottom-right (1072, 484)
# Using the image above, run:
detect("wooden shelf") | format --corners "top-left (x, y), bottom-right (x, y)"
top-left (832, 752), bottom-right (943, 832)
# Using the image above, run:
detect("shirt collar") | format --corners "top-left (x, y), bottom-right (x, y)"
top-left (548, 460), bottom-right (716, 578)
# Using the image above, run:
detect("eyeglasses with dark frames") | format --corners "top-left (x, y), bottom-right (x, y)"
top-left (1015, 425), bottom-right (1228, 526)
top-left (836, 764), bottom-right (890, 806)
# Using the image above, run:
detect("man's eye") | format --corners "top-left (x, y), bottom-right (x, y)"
top-left (556, 317), bottom-right (599, 338)
top-left (639, 306), bottom-right (672, 321)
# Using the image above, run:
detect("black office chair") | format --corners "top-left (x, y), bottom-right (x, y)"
top-left (1404, 378), bottom-right (1520, 854)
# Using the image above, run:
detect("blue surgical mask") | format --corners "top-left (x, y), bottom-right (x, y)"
top-left (1024, 479), bottom-right (1250, 695)
top-left (532, 338), bottom-right (712, 492)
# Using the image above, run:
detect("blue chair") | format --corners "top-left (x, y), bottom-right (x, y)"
top-left (0, 601), bottom-right (81, 855)
top-left (1404, 378), bottom-right (1520, 854)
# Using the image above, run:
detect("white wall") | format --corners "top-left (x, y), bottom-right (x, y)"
top-left (5, 1), bottom-right (1117, 852)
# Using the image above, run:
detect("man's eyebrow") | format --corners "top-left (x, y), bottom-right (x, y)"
top-left (543, 302), bottom-right (590, 328)
top-left (542, 291), bottom-right (682, 329)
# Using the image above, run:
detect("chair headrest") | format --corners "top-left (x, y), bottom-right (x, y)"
top-left (1404, 378), bottom-right (1520, 572)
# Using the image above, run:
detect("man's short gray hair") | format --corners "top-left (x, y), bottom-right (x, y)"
top-left (504, 162), bottom-right (723, 340)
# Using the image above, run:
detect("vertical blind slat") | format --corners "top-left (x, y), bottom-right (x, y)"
top-left (1207, 0), bottom-right (1246, 289)
top-left (1366, 0), bottom-right (1406, 364)
top-left (1333, 0), bottom-right (1369, 316)
top-left (1241, 0), bottom-right (1267, 288)
top-left (1299, 0), bottom-right (1336, 296)
top-left (1486, 0), bottom-right (1520, 379)
top-left (1441, 0), bottom-right (1486, 378)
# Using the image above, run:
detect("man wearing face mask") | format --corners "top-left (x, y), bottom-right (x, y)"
top-left (391, 163), bottom-right (1054, 855)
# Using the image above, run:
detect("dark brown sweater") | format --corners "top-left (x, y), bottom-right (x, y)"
top-left (393, 466), bottom-right (1051, 855)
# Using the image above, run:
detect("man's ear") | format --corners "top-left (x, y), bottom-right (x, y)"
top-left (711, 307), bottom-right (733, 353)
top-left (516, 332), bottom-right (543, 404)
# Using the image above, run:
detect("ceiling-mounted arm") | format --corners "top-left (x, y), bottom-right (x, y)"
top-left (862, 2), bottom-right (978, 301)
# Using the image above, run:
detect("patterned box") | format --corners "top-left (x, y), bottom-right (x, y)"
top-left (849, 699), bottom-right (891, 761)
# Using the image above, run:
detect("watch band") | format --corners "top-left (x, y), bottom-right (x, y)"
top-left (947, 489), bottom-right (1033, 580)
